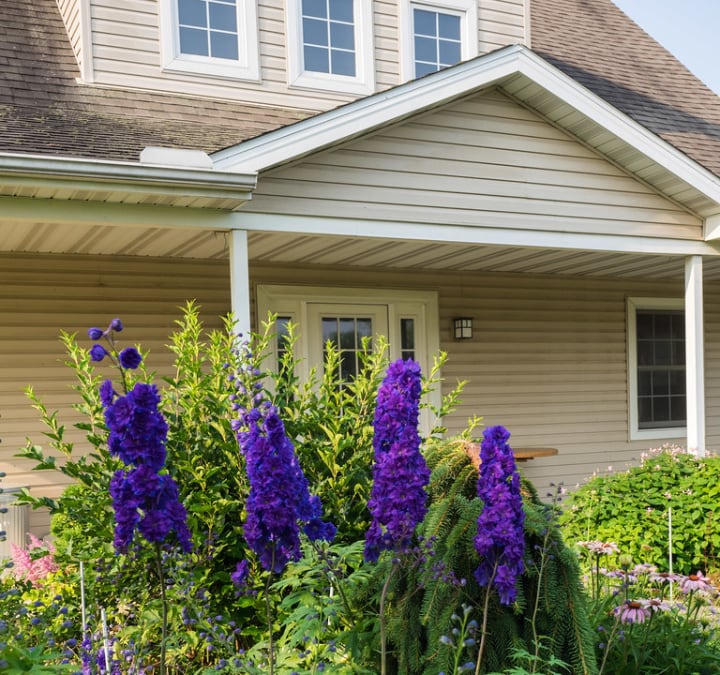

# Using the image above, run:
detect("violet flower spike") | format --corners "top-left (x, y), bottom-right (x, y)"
top-left (474, 425), bottom-right (525, 605)
top-left (364, 359), bottom-right (429, 563)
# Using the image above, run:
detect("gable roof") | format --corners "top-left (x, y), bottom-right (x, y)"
top-left (531, 0), bottom-right (720, 178)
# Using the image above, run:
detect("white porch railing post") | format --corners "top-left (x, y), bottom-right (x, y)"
top-left (684, 255), bottom-right (705, 456)
top-left (229, 229), bottom-right (251, 335)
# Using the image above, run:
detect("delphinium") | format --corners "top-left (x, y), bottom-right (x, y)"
top-left (473, 424), bottom-right (525, 675)
top-left (88, 318), bottom-right (192, 675)
top-left (231, 342), bottom-right (336, 675)
top-left (364, 358), bottom-right (430, 675)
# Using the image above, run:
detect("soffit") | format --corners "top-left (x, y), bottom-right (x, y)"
top-left (3, 221), bottom-right (720, 281)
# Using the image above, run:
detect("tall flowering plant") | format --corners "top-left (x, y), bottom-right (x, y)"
top-left (88, 318), bottom-right (192, 675)
top-left (364, 359), bottom-right (430, 563)
top-left (231, 349), bottom-right (335, 674)
top-left (473, 424), bottom-right (525, 674)
top-left (364, 358), bottom-right (430, 675)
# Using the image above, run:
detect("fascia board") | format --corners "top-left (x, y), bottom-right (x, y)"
top-left (233, 212), bottom-right (720, 257)
top-left (213, 45), bottom-right (720, 214)
top-left (0, 153), bottom-right (257, 203)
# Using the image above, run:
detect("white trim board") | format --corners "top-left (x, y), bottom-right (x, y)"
top-left (232, 213), bottom-right (720, 257)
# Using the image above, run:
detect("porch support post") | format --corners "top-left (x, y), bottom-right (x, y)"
top-left (229, 229), bottom-right (251, 335)
top-left (684, 255), bottom-right (705, 456)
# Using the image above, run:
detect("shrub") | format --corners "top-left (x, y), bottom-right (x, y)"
top-left (560, 445), bottom-right (720, 576)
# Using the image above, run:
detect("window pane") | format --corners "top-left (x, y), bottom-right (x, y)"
top-left (340, 350), bottom-right (357, 380)
top-left (636, 312), bottom-right (653, 339)
top-left (330, 21), bottom-right (354, 49)
top-left (209, 2), bottom-right (236, 29)
top-left (179, 27), bottom-right (209, 55)
top-left (637, 339), bottom-right (653, 366)
top-left (654, 371), bottom-right (669, 396)
top-left (356, 318), bottom-right (372, 343)
top-left (438, 12), bottom-right (460, 39)
top-left (415, 61), bottom-right (437, 78)
top-left (339, 318), bottom-right (355, 349)
top-left (638, 370), bottom-right (652, 396)
top-left (330, 0), bottom-right (354, 22)
top-left (670, 396), bottom-right (686, 423)
top-left (322, 317), bottom-right (338, 345)
top-left (304, 17), bottom-right (329, 45)
top-left (654, 313), bottom-right (671, 338)
top-left (331, 49), bottom-right (355, 75)
top-left (179, 0), bottom-right (207, 27)
top-left (414, 9), bottom-right (436, 36)
top-left (210, 31), bottom-right (239, 59)
top-left (439, 39), bottom-right (461, 66)
top-left (654, 340), bottom-right (671, 365)
top-left (303, 0), bottom-right (327, 18)
top-left (638, 397), bottom-right (652, 424)
top-left (415, 35), bottom-right (436, 62)
top-left (653, 397), bottom-right (670, 422)
top-left (305, 45), bottom-right (330, 71)
top-left (670, 370), bottom-right (686, 394)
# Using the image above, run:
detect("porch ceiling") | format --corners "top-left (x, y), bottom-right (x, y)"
top-left (4, 220), bottom-right (720, 281)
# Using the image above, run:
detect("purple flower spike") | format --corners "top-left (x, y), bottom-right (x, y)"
top-left (231, 560), bottom-right (250, 588)
top-left (236, 404), bottom-right (334, 574)
top-left (364, 359), bottom-right (429, 563)
top-left (474, 425), bottom-right (525, 605)
top-left (88, 327), bottom-right (104, 340)
top-left (109, 318), bottom-right (123, 332)
top-left (90, 344), bottom-right (108, 362)
top-left (119, 347), bottom-right (142, 370)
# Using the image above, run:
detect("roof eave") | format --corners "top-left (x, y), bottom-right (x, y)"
top-left (0, 152), bottom-right (257, 209)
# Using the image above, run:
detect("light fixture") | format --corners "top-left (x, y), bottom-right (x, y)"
top-left (453, 317), bottom-right (473, 340)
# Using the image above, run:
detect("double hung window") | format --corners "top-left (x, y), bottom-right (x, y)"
top-left (402, 0), bottom-right (476, 81)
top-left (628, 298), bottom-right (686, 439)
top-left (287, 0), bottom-right (375, 93)
top-left (161, 0), bottom-right (260, 80)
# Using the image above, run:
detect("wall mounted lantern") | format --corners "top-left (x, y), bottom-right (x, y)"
top-left (453, 317), bottom-right (473, 340)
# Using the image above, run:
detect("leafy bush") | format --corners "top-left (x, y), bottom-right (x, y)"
top-left (560, 446), bottom-right (720, 575)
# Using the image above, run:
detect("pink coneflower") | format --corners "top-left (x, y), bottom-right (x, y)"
top-left (643, 598), bottom-right (670, 613)
top-left (614, 600), bottom-right (651, 624)
top-left (578, 540), bottom-right (619, 555)
top-left (649, 570), bottom-right (680, 584)
top-left (680, 571), bottom-right (713, 594)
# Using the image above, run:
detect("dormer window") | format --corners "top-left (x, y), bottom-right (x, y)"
top-left (160, 0), bottom-right (260, 80)
top-left (287, 0), bottom-right (375, 94)
top-left (401, 0), bottom-right (477, 81)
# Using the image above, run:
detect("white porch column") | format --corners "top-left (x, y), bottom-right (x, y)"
top-left (684, 255), bottom-right (705, 456)
top-left (228, 229), bottom-right (251, 335)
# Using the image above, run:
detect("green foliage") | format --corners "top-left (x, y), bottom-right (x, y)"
top-left (560, 446), bottom-right (720, 575)
top-left (585, 560), bottom-right (720, 675)
top-left (384, 440), bottom-right (598, 675)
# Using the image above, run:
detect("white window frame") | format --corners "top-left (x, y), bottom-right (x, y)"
top-left (159, 0), bottom-right (260, 81)
top-left (627, 297), bottom-right (686, 441)
top-left (285, 0), bottom-right (375, 95)
top-left (257, 285), bottom-right (440, 432)
top-left (401, 0), bottom-right (477, 82)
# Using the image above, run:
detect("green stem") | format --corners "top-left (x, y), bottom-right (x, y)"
top-left (597, 620), bottom-right (618, 675)
top-left (474, 563), bottom-right (498, 675)
top-left (154, 543), bottom-right (168, 675)
top-left (266, 548), bottom-right (276, 675)
top-left (379, 563), bottom-right (399, 675)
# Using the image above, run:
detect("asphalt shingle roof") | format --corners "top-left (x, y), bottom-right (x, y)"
top-left (531, 0), bottom-right (720, 178)
top-left (2, 0), bottom-right (720, 179)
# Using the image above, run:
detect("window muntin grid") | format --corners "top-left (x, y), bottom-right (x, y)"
top-left (301, 0), bottom-right (356, 76)
top-left (413, 7), bottom-right (461, 78)
top-left (178, 0), bottom-right (239, 60)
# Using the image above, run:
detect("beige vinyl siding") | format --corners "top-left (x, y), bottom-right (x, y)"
top-left (57, 0), bottom-right (84, 68)
top-left (0, 253), bottom-right (230, 535)
top-left (85, 0), bottom-right (523, 108)
top-left (478, 0), bottom-right (527, 52)
top-left (88, 0), bottom-right (398, 110)
top-left (247, 90), bottom-right (702, 240)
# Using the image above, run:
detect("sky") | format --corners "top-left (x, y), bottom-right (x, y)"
top-left (611, 0), bottom-right (720, 95)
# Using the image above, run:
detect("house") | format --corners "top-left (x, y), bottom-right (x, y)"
top-left (2, 0), bottom-right (720, 537)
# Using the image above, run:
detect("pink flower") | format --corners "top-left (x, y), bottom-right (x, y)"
top-left (649, 570), bottom-right (680, 584)
top-left (614, 600), bottom-right (651, 624)
top-left (578, 540), bottom-right (619, 555)
top-left (10, 534), bottom-right (58, 586)
top-left (643, 598), bottom-right (670, 613)
top-left (680, 571), bottom-right (713, 594)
